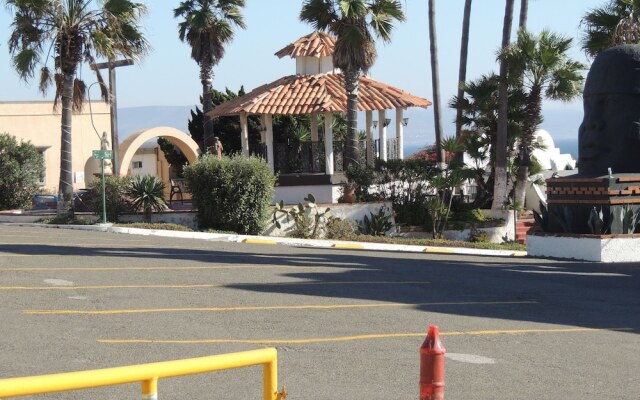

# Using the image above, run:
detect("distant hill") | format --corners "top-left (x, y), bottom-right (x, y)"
top-left (118, 106), bottom-right (194, 139)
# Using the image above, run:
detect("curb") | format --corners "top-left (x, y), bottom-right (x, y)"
top-left (2, 222), bottom-right (528, 258)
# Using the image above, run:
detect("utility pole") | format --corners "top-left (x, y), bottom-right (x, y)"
top-left (94, 59), bottom-right (133, 176)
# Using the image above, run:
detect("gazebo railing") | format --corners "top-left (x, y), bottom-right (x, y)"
top-left (270, 139), bottom-right (392, 174)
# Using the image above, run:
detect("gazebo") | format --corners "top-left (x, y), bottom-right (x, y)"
top-left (209, 32), bottom-right (431, 202)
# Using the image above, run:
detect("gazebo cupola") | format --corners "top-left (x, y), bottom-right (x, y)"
top-left (275, 31), bottom-right (337, 75)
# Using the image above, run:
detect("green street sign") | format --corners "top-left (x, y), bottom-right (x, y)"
top-left (92, 150), bottom-right (113, 160)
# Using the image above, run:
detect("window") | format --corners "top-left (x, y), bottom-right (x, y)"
top-left (36, 147), bottom-right (48, 185)
top-left (132, 161), bottom-right (143, 169)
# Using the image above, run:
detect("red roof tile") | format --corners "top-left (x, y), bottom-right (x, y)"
top-left (275, 31), bottom-right (337, 59)
top-left (209, 73), bottom-right (431, 117)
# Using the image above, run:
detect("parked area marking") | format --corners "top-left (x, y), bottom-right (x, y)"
top-left (97, 327), bottom-right (632, 345)
top-left (24, 300), bottom-right (537, 315)
top-left (3, 280), bottom-right (431, 292)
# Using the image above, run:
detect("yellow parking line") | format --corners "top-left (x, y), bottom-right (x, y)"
top-left (8, 280), bottom-right (431, 292)
top-left (424, 247), bottom-right (455, 254)
top-left (243, 238), bottom-right (278, 245)
top-left (25, 300), bottom-right (534, 315)
top-left (98, 327), bottom-right (632, 345)
top-left (332, 243), bottom-right (365, 250)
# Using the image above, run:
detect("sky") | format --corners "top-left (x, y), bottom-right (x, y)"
top-left (0, 0), bottom-right (605, 149)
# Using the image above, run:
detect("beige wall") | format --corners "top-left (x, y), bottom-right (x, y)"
top-left (0, 101), bottom-right (111, 193)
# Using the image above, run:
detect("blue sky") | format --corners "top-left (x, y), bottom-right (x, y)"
top-left (1, 0), bottom-right (605, 147)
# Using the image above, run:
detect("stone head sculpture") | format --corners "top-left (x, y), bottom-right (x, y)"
top-left (579, 44), bottom-right (640, 176)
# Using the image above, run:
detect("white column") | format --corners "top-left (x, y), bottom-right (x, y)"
top-left (324, 111), bottom-right (334, 175)
top-left (265, 114), bottom-right (275, 173)
top-left (310, 112), bottom-right (319, 142)
top-left (396, 108), bottom-right (404, 160)
top-left (260, 115), bottom-right (267, 144)
top-left (378, 109), bottom-right (387, 161)
top-left (240, 112), bottom-right (249, 156)
top-left (366, 111), bottom-right (374, 166)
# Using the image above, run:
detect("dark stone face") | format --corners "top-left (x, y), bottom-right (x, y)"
top-left (578, 45), bottom-right (640, 176)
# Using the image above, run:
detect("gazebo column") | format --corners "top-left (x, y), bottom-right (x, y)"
top-left (265, 114), bottom-right (275, 173)
top-left (366, 111), bottom-right (374, 166)
top-left (260, 115), bottom-right (267, 144)
top-left (378, 109), bottom-right (387, 161)
top-left (310, 113), bottom-right (319, 171)
top-left (240, 112), bottom-right (249, 156)
top-left (396, 108), bottom-right (404, 160)
top-left (310, 113), bottom-right (319, 142)
top-left (324, 111), bottom-right (334, 175)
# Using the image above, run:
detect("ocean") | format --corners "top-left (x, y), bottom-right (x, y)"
top-left (404, 137), bottom-right (579, 160)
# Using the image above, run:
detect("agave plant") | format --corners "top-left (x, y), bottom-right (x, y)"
top-left (127, 175), bottom-right (167, 223)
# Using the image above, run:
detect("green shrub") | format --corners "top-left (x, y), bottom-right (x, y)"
top-left (0, 133), bottom-right (44, 210)
top-left (89, 175), bottom-right (132, 222)
top-left (185, 154), bottom-right (276, 234)
top-left (127, 175), bottom-right (167, 223)
top-left (114, 222), bottom-right (191, 231)
top-left (359, 206), bottom-right (394, 236)
top-left (326, 217), bottom-right (358, 240)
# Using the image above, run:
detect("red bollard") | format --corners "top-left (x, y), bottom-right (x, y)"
top-left (420, 325), bottom-right (446, 400)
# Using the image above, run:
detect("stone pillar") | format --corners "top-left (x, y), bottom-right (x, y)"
top-left (396, 108), bottom-right (404, 160)
top-left (240, 112), bottom-right (249, 156)
top-left (324, 111), bottom-right (334, 175)
top-left (265, 114), bottom-right (275, 173)
top-left (379, 109), bottom-right (387, 161)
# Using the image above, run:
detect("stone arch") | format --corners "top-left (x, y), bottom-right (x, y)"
top-left (118, 127), bottom-right (200, 176)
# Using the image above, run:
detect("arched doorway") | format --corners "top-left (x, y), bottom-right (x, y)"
top-left (118, 127), bottom-right (200, 177)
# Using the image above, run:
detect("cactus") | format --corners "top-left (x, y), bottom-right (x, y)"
top-left (620, 204), bottom-right (640, 234)
top-left (272, 194), bottom-right (331, 239)
top-left (532, 201), bottom-right (549, 232)
top-left (360, 206), bottom-right (394, 236)
top-left (587, 206), bottom-right (611, 234)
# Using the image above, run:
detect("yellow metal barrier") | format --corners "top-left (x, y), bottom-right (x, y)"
top-left (0, 348), bottom-right (286, 399)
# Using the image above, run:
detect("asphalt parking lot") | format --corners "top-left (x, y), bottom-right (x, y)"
top-left (0, 224), bottom-right (638, 399)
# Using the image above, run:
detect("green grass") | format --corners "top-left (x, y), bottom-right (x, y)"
top-left (339, 234), bottom-right (526, 251)
top-left (113, 222), bottom-right (192, 232)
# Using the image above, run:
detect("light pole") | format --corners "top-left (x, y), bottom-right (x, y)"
top-left (93, 59), bottom-right (134, 176)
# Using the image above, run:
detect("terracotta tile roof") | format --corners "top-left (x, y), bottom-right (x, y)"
top-left (275, 31), bottom-right (337, 59)
top-left (209, 73), bottom-right (431, 117)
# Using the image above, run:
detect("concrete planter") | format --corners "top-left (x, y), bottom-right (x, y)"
top-left (527, 232), bottom-right (640, 262)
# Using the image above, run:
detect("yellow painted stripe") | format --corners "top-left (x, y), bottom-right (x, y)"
top-left (242, 238), bottom-right (278, 245)
top-left (25, 300), bottom-right (534, 315)
top-left (332, 243), bottom-right (365, 249)
top-left (98, 327), bottom-right (632, 345)
top-left (7, 280), bottom-right (431, 292)
top-left (512, 252), bottom-right (528, 257)
top-left (424, 247), bottom-right (455, 254)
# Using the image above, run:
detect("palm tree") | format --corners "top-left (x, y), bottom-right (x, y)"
top-left (175, 0), bottom-right (246, 152)
top-left (6, 0), bottom-right (149, 219)
top-left (503, 30), bottom-right (585, 206)
top-left (428, 0), bottom-right (445, 165)
top-left (492, 0), bottom-right (515, 210)
top-left (450, 73), bottom-right (527, 208)
top-left (128, 175), bottom-right (166, 223)
top-left (519, 0), bottom-right (528, 30)
top-left (581, 0), bottom-right (640, 57)
top-left (455, 0), bottom-right (473, 161)
top-left (300, 0), bottom-right (405, 170)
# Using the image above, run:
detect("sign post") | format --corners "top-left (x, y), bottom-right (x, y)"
top-left (92, 150), bottom-right (113, 224)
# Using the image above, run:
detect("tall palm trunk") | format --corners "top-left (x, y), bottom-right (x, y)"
top-left (519, 0), bottom-right (528, 30)
top-left (491, 0), bottom-right (515, 210)
top-left (514, 85), bottom-right (541, 207)
top-left (201, 59), bottom-right (214, 152)
top-left (344, 66), bottom-right (360, 169)
top-left (428, 0), bottom-right (445, 164)
top-left (58, 70), bottom-right (76, 219)
top-left (455, 0), bottom-right (473, 163)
